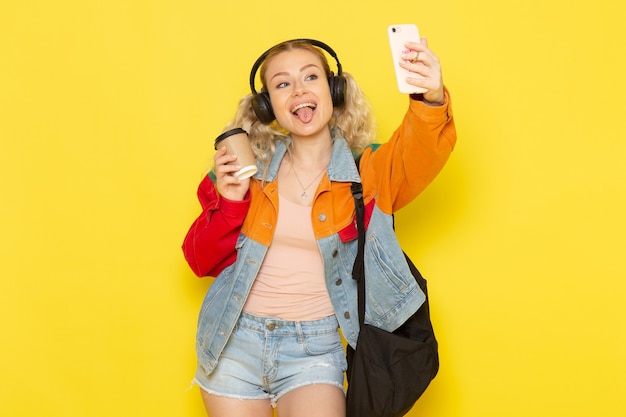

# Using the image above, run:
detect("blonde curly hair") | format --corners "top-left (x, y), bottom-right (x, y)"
top-left (222, 40), bottom-right (376, 171)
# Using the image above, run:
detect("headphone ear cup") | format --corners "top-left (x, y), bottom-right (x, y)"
top-left (251, 91), bottom-right (275, 124)
top-left (328, 75), bottom-right (346, 107)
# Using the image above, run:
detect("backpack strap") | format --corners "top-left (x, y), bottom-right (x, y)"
top-left (351, 155), bottom-right (367, 326)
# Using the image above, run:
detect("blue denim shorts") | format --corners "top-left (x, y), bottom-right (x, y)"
top-left (194, 312), bottom-right (347, 406)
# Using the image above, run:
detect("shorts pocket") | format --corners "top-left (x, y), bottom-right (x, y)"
top-left (302, 330), bottom-right (343, 356)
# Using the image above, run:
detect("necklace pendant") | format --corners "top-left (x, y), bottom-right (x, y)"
top-left (300, 191), bottom-right (307, 199)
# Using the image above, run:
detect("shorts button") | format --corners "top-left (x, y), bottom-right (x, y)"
top-left (267, 323), bottom-right (276, 330)
top-left (344, 312), bottom-right (350, 319)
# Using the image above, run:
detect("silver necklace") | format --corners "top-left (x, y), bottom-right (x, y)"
top-left (291, 162), bottom-right (328, 199)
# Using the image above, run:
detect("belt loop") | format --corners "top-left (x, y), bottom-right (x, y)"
top-left (296, 322), bottom-right (304, 343)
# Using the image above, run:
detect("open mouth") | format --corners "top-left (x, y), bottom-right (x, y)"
top-left (291, 102), bottom-right (317, 123)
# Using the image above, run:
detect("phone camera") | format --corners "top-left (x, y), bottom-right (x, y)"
top-left (392, 27), bottom-right (397, 33)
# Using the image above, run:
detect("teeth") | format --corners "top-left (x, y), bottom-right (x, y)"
top-left (291, 102), bottom-right (316, 113)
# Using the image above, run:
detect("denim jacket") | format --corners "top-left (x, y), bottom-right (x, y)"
top-left (185, 93), bottom-right (456, 375)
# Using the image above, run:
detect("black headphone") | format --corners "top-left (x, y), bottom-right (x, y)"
top-left (249, 38), bottom-right (347, 124)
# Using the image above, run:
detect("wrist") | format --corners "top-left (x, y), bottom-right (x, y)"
top-left (410, 92), bottom-right (444, 106)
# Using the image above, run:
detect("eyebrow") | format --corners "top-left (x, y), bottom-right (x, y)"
top-left (269, 63), bottom-right (320, 82)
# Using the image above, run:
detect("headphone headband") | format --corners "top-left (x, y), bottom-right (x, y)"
top-left (249, 38), bottom-right (343, 95)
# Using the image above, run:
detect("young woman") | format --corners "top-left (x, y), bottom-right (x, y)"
top-left (182, 38), bottom-right (456, 417)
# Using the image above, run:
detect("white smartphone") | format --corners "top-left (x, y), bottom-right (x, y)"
top-left (388, 24), bottom-right (426, 94)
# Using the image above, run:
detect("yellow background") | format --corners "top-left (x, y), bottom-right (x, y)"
top-left (1, 0), bottom-right (625, 416)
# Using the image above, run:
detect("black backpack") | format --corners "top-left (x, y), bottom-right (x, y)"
top-left (345, 159), bottom-right (439, 417)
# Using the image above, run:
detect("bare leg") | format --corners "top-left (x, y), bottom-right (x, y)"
top-left (275, 384), bottom-right (345, 417)
top-left (200, 388), bottom-right (274, 417)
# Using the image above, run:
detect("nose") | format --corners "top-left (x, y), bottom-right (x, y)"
top-left (292, 80), bottom-right (305, 95)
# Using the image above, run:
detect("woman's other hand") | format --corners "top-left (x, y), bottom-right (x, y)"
top-left (213, 146), bottom-right (250, 201)
top-left (400, 37), bottom-right (445, 105)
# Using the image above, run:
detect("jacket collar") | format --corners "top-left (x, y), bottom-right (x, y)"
top-left (255, 136), bottom-right (362, 184)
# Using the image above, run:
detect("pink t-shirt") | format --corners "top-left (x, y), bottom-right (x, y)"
top-left (243, 194), bottom-right (335, 321)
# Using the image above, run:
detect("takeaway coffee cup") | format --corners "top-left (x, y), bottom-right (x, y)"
top-left (214, 128), bottom-right (258, 180)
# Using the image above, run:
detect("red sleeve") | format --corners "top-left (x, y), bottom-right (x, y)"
top-left (182, 175), bottom-right (250, 277)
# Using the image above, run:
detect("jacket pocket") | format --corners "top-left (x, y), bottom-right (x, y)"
top-left (365, 233), bottom-right (411, 293)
